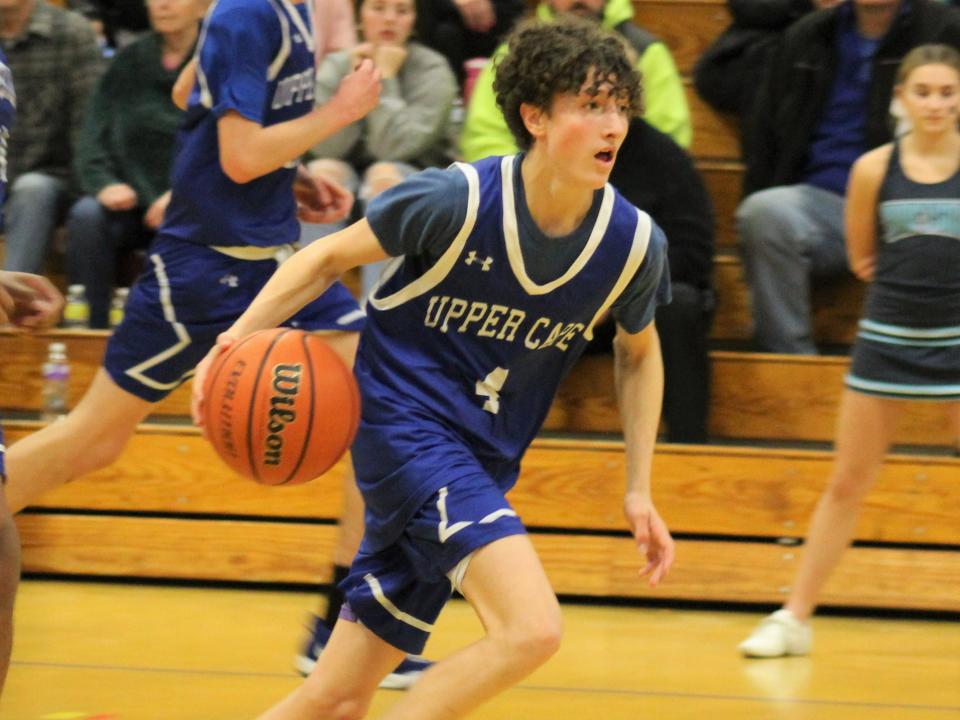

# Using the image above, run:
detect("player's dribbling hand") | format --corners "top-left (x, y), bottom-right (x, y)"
top-left (192, 333), bottom-right (238, 434)
top-left (623, 492), bottom-right (675, 587)
top-left (332, 58), bottom-right (382, 124)
top-left (0, 271), bottom-right (64, 330)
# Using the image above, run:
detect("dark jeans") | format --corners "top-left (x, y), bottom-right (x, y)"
top-left (415, 0), bottom-right (525, 85)
top-left (66, 196), bottom-right (153, 328)
top-left (587, 281), bottom-right (714, 444)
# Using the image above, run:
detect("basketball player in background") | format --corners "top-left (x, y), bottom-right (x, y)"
top-left (0, 47), bottom-right (64, 699)
top-left (194, 18), bottom-right (674, 720)
top-left (0, 0), bottom-right (408, 684)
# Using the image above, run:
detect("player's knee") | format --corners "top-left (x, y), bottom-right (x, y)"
top-left (498, 605), bottom-right (563, 671)
top-left (298, 686), bottom-right (368, 720)
top-left (824, 464), bottom-right (875, 505)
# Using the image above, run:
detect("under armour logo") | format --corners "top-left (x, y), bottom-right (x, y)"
top-left (465, 251), bottom-right (493, 271)
top-left (219, 274), bottom-right (239, 288)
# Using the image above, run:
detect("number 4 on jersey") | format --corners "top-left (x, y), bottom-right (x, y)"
top-left (476, 367), bottom-right (509, 414)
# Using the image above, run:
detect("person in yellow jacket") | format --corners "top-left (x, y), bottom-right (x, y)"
top-left (461, 0), bottom-right (691, 160)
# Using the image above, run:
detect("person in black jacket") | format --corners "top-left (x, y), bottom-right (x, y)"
top-left (414, 0), bottom-right (525, 86)
top-left (589, 118), bottom-right (716, 443)
top-left (694, 0), bottom-right (818, 117)
top-left (736, 0), bottom-right (960, 354)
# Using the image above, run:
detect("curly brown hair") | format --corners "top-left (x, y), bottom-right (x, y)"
top-left (493, 17), bottom-right (643, 151)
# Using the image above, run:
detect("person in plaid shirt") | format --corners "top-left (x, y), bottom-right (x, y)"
top-left (0, 0), bottom-right (101, 276)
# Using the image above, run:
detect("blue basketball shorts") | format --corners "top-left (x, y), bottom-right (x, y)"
top-left (104, 236), bottom-right (365, 403)
top-left (340, 474), bottom-right (527, 655)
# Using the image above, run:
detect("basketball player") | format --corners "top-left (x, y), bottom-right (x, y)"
top-left (0, 0), bottom-right (402, 682)
top-left (194, 17), bottom-right (674, 719)
top-left (0, 47), bottom-right (64, 698)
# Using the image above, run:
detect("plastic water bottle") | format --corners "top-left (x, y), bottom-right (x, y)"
top-left (62, 284), bottom-right (90, 329)
top-left (109, 287), bottom-right (130, 329)
top-left (41, 342), bottom-right (69, 422)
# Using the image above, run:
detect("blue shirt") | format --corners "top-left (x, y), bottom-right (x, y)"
top-left (802, 5), bottom-right (878, 195)
top-left (160, 0), bottom-right (316, 248)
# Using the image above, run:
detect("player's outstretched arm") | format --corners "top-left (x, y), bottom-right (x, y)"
top-left (191, 219), bottom-right (389, 425)
top-left (614, 322), bottom-right (674, 587)
top-left (217, 60), bottom-right (381, 184)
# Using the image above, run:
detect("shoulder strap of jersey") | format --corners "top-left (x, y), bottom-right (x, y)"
top-left (583, 206), bottom-right (652, 340)
top-left (368, 162), bottom-right (481, 311)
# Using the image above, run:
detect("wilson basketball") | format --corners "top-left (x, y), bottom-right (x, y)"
top-left (203, 328), bottom-right (360, 485)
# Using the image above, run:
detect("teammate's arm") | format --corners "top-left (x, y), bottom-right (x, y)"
top-left (614, 322), bottom-right (674, 587)
top-left (845, 146), bottom-right (887, 282)
top-left (217, 61), bottom-right (381, 183)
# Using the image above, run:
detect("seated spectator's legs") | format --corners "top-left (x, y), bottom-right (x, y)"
top-left (656, 281), bottom-right (713, 443)
top-left (3, 172), bottom-right (70, 274)
top-left (737, 184), bottom-right (847, 354)
top-left (66, 196), bottom-right (147, 328)
top-left (359, 161), bottom-right (416, 299)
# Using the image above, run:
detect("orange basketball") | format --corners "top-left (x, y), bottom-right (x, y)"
top-left (203, 328), bottom-right (360, 485)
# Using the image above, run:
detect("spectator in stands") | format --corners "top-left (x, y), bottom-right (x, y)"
top-left (739, 43), bottom-right (960, 658)
top-left (313, 0), bottom-right (356, 64)
top-left (0, 0), bottom-right (102, 276)
top-left (737, 0), bottom-right (960, 354)
top-left (66, 0), bottom-right (204, 329)
top-left (305, 0), bottom-right (457, 297)
top-left (587, 119), bottom-right (715, 443)
top-left (84, 0), bottom-right (150, 49)
top-left (693, 0), bottom-right (819, 118)
top-left (461, 0), bottom-right (691, 158)
top-left (414, 0), bottom-right (525, 87)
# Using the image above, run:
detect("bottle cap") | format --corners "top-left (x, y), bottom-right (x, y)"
top-left (67, 284), bottom-right (86, 294)
top-left (48, 342), bottom-right (67, 354)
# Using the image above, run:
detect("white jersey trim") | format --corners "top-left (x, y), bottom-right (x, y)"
top-left (584, 207), bottom-right (652, 341)
top-left (367, 162), bottom-right (481, 311)
top-left (500, 154), bottom-right (614, 296)
top-left (194, 0), bottom-right (220, 109)
top-left (267, 0), bottom-right (291, 82)
top-left (124, 253), bottom-right (195, 391)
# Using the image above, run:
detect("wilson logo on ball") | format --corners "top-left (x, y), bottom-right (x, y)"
top-left (203, 328), bottom-right (361, 486)
top-left (264, 363), bottom-right (302, 466)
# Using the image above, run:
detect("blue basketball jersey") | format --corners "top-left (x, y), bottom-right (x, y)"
top-left (161, 0), bottom-right (316, 248)
top-left (352, 155), bottom-right (660, 547)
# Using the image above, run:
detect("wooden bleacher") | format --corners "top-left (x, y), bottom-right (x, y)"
top-left (5, 0), bottom-right (957, 615)
top-left (6, 421), bottom-right (958, 610)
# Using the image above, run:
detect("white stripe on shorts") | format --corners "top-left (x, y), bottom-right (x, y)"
top-left (363, 573), bottom-right (435, 632)
top-left (124, 253), bottom-right (194, 391)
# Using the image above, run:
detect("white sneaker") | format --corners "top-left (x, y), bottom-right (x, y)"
top-left (738, 609), bottom-right (812, 658)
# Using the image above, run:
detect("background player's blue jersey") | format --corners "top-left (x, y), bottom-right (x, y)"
top-left (161, 0), bottom-right (316, 248)
top-left (353, 155), bottom-right (668, 548)
top-left (0, 47), bottom-right (15, 217)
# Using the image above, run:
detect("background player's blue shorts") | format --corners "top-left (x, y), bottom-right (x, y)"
top-left (340, 473), bottom-right (527, 654)
top-left (104, 236), bottom-right (365, 402)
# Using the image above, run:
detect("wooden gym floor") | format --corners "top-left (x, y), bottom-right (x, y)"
top-left (3, 580), bottom-right (958, 720)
